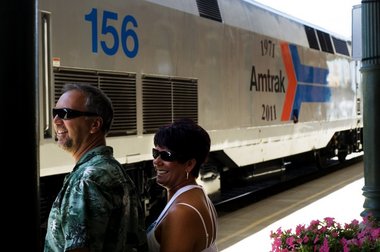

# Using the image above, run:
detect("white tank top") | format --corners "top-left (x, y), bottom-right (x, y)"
top-left (146, 185), bottom-right (218, 252)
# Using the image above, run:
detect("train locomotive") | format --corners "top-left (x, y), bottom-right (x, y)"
top-left (38, 0), bottom-right (363, 227)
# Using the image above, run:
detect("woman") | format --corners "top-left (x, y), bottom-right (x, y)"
top-left (147, 118), bottom-right (218, 252)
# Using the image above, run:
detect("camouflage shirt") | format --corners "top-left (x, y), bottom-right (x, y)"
top-left (44, 146), bottom-right (147, 252)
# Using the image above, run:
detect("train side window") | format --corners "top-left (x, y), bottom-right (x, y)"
top-left (316, 30), bottom-right (334, 54)
top-left (332, 37), bottom-right (350, 56)
top-left (304, 25), bottom-right (320, 50)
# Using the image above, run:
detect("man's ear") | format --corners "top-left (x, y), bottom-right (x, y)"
top-left (90, 117), bottom-right (103, 133)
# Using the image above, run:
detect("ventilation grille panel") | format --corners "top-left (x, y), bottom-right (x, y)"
top-left (196, 0), bottom-right (222, 22)
top-left (142, 75), bottom-right (198, 134)
top-left (53, 68), bottom-right (137, 136)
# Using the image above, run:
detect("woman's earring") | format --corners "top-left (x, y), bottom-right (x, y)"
top-left (186, 171), bottom-right (189, 180)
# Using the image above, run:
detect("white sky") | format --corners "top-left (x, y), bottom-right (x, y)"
top-left (253, 0), bottom-right (361, 39)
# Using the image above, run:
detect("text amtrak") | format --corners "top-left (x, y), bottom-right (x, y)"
top-left (250, 66), bottom-right (285, 93)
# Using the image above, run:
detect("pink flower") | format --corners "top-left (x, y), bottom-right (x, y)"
top-left (320, 238), bottom-right (329, 252)
top-left (270, 213), bottom-right (380, 251)
top-left (324, 217), bottom-right (335, 227)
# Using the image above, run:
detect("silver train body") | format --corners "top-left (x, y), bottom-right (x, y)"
top-left (38, 0), bottom-right (363, 218)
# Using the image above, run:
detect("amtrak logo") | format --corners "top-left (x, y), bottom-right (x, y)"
top-left (280, 43), bottom-right (331, 121)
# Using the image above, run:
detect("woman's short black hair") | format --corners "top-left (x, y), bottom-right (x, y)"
top-left (153, 118), bottom-right (211, 178)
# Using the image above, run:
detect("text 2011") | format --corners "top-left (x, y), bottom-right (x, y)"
top-left (262, 104), bottom-right (277, 121)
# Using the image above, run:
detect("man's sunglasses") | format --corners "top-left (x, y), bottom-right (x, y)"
top-left (52, 108), bottom-right (99, 120)
top-left (152, 148), bottom-right (178, 162)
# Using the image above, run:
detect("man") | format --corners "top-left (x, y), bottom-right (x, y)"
top-left (44, 83), bottom-right (147, 252)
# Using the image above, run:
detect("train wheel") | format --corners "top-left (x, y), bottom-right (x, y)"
top-left (338, 151), bottom-right (348, 163)
top-left (315, 150), bottom-right (328, 169)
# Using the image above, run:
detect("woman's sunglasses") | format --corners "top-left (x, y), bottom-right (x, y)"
top-left (52, 108), bottom-right (98, 120)
top-left (152, 148), bottom-right (178, 162)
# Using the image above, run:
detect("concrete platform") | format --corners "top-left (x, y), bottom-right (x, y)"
top-left (221, 178), bottom-right (364, 251)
